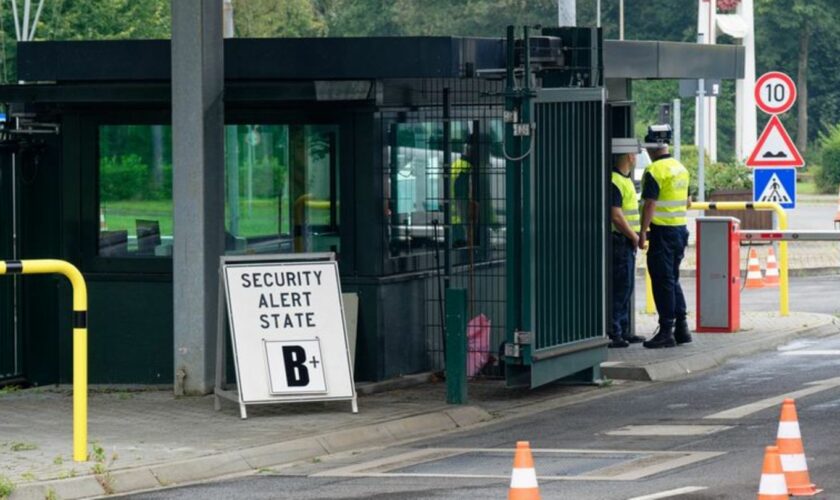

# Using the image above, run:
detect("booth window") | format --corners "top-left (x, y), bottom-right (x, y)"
top-left (223, 124), bottom-right (340, 255)
top-left (98, 125), bottom-right (173, 258)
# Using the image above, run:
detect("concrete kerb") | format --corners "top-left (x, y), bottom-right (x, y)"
top-left (8, 405), bottom-right (492, 500)
top-left (603, 315), bottom-right (840, 382)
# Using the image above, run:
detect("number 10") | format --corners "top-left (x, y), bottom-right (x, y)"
top-left (765, 83), bottom-right (786, 102)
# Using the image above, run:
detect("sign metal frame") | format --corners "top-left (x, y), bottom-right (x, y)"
top-left (214, 252), bottom-right (358, 419)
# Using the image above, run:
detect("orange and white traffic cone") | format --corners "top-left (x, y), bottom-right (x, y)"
top-left (758, 445), bottom-right (789, 500)
top-left (508, 441), bottom-right (540, 500)
top-left (763, 247), bottom-right (779, 287)
top-left (745, 248), bottom-right (764, 289)
top-left (776, 398), bottom-right (822, 496)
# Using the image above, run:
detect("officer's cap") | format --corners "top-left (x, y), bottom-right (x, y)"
top-left (642, 124), bottom-right (672, 148)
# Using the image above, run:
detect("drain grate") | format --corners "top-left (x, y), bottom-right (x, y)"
top-left (395, 451), bottom-right (644, 477)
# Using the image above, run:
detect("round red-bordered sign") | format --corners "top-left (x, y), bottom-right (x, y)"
top-left (755, 71), bottom-right (796, 115)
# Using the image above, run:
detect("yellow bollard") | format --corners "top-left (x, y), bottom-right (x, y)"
top-left (0, 259), bottom-right (88, 462)
top-left (644, 265), bottom-right (656, 315)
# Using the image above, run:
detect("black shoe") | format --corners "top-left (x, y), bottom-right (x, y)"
top-left (643, 326), bottom-right (676, 349)
top-left (608, 337), bottom-right (630, 348)
top-left (674, 318), bottom-right (692, 345)
top-left (622, 335), bottom-right (645, 344)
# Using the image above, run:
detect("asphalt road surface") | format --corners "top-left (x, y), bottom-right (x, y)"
top-left (118, 330), bottom-right (840, 499)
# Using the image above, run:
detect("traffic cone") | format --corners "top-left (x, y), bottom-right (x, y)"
top-left (508, 441), bottom-right (540, 500)
top-left (745, 248), bottom-right (764, 289)
top-left (757, 446), bottom-right (789, 500)
top-left (776, 398), bottom-right (822, 496)
top-left (763, 247), bottom-right (779, 287)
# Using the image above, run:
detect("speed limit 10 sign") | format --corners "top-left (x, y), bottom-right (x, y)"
top-left (755, 71), bottom-right (797, 115)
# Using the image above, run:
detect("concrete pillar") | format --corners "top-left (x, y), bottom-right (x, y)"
top-left (171, 0), bottom-right (225, 395)
top-left (557, 0), bottom-right (576, 27)
top-left (735, 0), bottom-right (757, 160)
top-left (696, 0), bottom-right (718, 163)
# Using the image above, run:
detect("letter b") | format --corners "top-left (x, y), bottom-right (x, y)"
top-left (282, 345), bottom-right (310, 387)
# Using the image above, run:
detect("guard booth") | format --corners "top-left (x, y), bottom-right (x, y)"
top-left (0, 31), bottom-right (743, 390)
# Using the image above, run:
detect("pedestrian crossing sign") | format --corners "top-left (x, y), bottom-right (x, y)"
top-left (753, 167), bottom-right (796, 209)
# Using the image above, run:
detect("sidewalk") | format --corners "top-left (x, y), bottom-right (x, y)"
top-left (2, 312), bottom-right (838, 500)
top-left (603, 311), bottom-right (840, 381)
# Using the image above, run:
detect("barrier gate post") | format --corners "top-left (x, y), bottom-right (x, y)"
top-left (0, 259), bottom-right (88, 462)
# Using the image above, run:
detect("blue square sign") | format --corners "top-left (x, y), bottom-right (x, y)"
top-left (753, 167), bottom-right (796, 209)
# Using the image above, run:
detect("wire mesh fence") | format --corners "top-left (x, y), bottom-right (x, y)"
top-left (380, 78), bottom-right (507, 378)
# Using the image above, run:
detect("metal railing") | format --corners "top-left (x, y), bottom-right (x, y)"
top-left (0, 259), bottom-right (88, 462)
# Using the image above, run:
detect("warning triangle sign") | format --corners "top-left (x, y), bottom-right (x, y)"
top-left (757, 172), bottom-right (793, 204)
top-left (746, 115), bottom-right (804, 168)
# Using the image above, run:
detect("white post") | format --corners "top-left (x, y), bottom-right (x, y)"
top-left (22, 0), bottom-right (30, 43)
top-left (735, 0), bottom-right (757, 160)
top-left (696, 0), bottom-right (717, 163)
top-left (558, 0), bottom-right (576, 27)
top-left (223, 0), bottom-right (234, 38)
top-left (674, 99), bottom-right (681, 162)
top-left (619, 0), bottom-right (624, 40)
top-left (596, 0), bottom-right (601, 28)
top-left (698, 78), bottom-right (706, 202)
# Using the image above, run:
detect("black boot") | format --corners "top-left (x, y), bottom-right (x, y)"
top-left (674, 318), bottom-right (692, 345)
top-left (643, 325), bottom-right (677, 349)
top-left (608, 337), bottom-right (630, 348)
top-left (622, 334), bottom-right (645, 344)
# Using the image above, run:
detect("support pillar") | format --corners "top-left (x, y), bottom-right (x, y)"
top-left (171, 0), bottom-right (225, 395)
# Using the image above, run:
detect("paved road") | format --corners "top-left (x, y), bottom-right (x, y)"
top-left (119, 333), bottom-right (840, 499)
top-left (636, 275), bottom-right (840, 316)
top-left (788, 203), bottom-right (837, 231)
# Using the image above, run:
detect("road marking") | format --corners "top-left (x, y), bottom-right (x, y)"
top-left (780, 350), bottom-right (840, 356)
top-left (606, 425), bottom-right (731, 436)
top-left (704, 377), bottom-right (840, 420)
top-left (313, 448), bottom-right (723, 482)
top-left (627, 486), bottom-right (708, 500)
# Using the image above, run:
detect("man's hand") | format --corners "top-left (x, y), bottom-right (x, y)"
top-left (630, 232), bottom-right (640, 249)
top-left (638, 232), bottom-right (646, 250)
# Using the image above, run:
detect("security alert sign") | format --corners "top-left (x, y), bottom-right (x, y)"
top-left (223, 259), bottom-right (356, 409)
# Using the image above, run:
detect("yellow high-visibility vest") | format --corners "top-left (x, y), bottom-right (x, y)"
top-left (611, 171), bottom-right (640, 233)
top-left (643, 157), bottom-right (689, 226)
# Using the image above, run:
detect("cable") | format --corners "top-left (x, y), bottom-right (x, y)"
top-left (501, 126), bottom-right (535, 162)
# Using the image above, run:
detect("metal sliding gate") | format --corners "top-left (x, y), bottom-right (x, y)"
top-left (504, 29), bottom-right (609, 388)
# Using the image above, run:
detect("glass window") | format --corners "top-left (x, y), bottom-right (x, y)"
top-left (224, 124), bottom-right (340, 255)
top-left (97, 123), bottom-right (341, 259)
top-left (98, 125), bottom-right (173, 258)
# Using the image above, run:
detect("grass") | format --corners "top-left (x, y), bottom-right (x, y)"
top-left (100, 197), bottom-right (334, 242)
top-left (9, 442), bottom-right (38, 452)
top-left (0, 385), bottom-right (20, 395)
top-left (0, 475), bottom-right (13, 499)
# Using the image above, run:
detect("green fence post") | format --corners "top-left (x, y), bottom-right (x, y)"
top-left (445, 288), bottom-right (468, 404)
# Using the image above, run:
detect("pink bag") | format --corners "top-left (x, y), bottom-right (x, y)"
top-left (467, 314), bottom-right (491, 377)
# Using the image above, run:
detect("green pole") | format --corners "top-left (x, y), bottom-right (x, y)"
top-left (445, 288), bottom-right (468, 404)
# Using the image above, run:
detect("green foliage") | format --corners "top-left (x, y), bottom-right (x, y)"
top-left (680, 145), bottom-right (750, 198)
top-left (9, 441), bottom-right (38, 452)
top-left (0, 475), bottom-right (13, 499)
top-left (100, 154), bottom-right (151, 202)
top-left (816, 124), bottom-right (840, 193)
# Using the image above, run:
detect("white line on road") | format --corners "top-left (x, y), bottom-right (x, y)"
top-left (780, 350), bottom-right (840, 356)
top-left (704, 376), bottom-right (840, 420)
top-left (627, 486), bottom-right (708, 500)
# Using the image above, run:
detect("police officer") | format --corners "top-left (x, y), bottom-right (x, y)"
top-left (638, 125), bottom-right (692, 348)
top-left (609, 151), bottom-right (645, 348)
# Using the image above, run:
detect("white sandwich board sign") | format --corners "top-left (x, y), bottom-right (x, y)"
top-left (214, 253), bottom-right (357, 418)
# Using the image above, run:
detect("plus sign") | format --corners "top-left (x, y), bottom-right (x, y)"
top-left (309, 356), bottom-right (320, 369)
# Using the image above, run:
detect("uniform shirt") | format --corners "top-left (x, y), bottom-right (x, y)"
top-left (611, 167), bottom-right (632, 208)
top-left (641, 154), bottom-right (673, 201)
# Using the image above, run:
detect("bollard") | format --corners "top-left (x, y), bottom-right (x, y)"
top-left (0, 259), bottom-right (88, 462)
top-left (445, 288), bottom-right (468, 404)
top-left (644, 265), bottom-right (656, 315)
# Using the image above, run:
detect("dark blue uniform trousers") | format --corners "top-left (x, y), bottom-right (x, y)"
top-left (646, 224), bottom-right (689, 327)
top-left (611, 233), bottom-right (636, 339)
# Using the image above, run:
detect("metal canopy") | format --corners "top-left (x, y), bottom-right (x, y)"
top-left (13, 37), bottom-right (742, 86)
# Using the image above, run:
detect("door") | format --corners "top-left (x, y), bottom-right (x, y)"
top-left (0, 148), bottom-right (22, 383)
top-left (505, 87), bottom-right (609, 388)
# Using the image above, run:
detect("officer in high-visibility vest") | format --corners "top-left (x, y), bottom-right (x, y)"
top-left (609, 151), bottom-right (645, 348)
top-left (638, 125), bottom-right (692, 349)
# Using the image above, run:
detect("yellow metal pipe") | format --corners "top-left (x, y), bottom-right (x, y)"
top-left (0, 259), bottom-right (88, 462)
top-left (689, 201), bottom-right (789, 317)
top-left (644, 265), bottom-right (655, 314)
